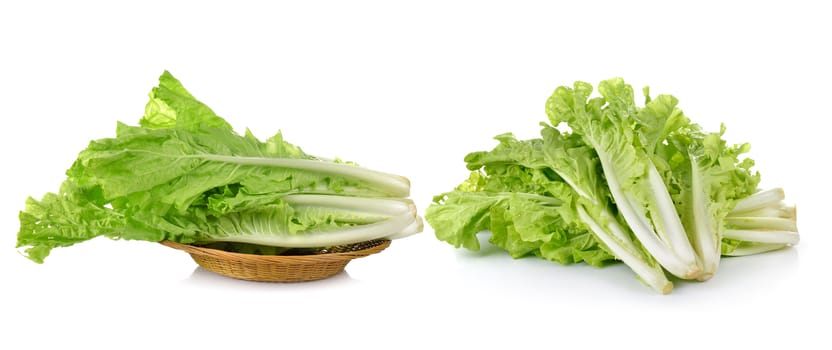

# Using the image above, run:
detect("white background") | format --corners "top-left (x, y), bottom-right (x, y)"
top-left (1, 1), bottom-right (829, 349)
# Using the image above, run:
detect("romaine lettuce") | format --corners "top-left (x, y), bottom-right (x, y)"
top-left (426, 78), bottom-right (798, 293)
top-left (17, 71), bottom-right (422, 263)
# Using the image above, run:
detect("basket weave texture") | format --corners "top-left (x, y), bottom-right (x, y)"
top-left (162, 239), bottom-right (391, 282)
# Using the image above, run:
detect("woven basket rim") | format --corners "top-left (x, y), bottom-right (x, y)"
top-left (160, 239), bottom-right (391, 264)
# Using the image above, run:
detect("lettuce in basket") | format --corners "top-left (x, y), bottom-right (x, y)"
top-left (17, 71), bottom-right (422, 263)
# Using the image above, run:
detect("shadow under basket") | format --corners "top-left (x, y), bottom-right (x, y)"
top-left (161, 239), bottom-right (391, 282)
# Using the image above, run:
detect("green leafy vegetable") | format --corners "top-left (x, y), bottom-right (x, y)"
top-left (17, 71), bottom-right (422, 263)
top-left (426, 78), bottom-right (799, 293)
top-left (547, 79), bottom-right (700, 279)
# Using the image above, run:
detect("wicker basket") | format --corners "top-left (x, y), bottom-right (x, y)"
top-left (161, 239), bottom-right (391, 282)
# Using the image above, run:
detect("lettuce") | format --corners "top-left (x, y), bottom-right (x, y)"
top-left (17, 71), bottom-right (422, 263)
top-left (427, 78), bottom-right (798, 293)
top-left (546, 79), bottom-right (701, 279)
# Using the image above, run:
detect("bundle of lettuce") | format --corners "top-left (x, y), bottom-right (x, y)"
top-left (425, 78), bottom-right (798, 294)
top-left (17, 72), bottom-right (422, 263)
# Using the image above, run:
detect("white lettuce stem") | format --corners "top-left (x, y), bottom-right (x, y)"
top-left (546, 166), bottom-right (633, 251)
top-left (690, 157), bottom-right (719, 279)
top-left (285, 195), bottom-right (414, 224)
top-left (596, 149), bottom-right (699, 279)
top-left (623, 192), bottom-right (657, 242)
top-left (196, 154), bottom-right (411, 197)
top-left (725, 217), bottom-right (798, 232)
top-left (723, 229), bottom-right (800, 245)
top-left (292, 208), bottom-right (387, 224)
top-left (723, 243), bottom-right (788, 256)
top-left (578, 206), bottom-right (672, 294)
top-left (601, 210), bottom-right (639, 252)
top-left (283, 194), bottom-right (413, 216)
top-left (731, 188), bottom-right (785, 213)
top-left (646, 163), bottom-right (700, 270)
top-left (217, 208), bottom-right (418, 247)
top-left (728, 204), bottom-right (796, 219)
top-left (384, 215), bottom-right (425, 240)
